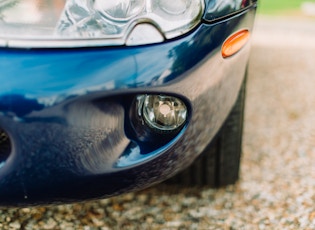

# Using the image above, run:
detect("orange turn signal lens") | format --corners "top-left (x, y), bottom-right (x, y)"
top-left (222, 29), bottom-right (250, 58)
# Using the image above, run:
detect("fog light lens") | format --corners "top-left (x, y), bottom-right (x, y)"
top-left (141, 95), bottom-right (187, 131)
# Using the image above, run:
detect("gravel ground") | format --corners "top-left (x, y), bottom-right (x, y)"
top-left (1, 16), bottom-right (315, 229)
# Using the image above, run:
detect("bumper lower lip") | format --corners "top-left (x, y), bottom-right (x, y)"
top-left (0, 8), bottom-right (256, 206)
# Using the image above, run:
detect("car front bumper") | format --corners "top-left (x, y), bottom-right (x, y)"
top-left (0, 8), bottom-right (256, 206)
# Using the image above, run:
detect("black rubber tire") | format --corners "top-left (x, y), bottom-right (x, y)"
top-left (167, 76), bottom-right (246, 187)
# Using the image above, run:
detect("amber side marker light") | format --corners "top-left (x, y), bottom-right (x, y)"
top-left (222, 29), bottom-right (250, 58)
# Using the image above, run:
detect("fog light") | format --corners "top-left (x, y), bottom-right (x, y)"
top-left (141, 95), bottom-right (187, 131)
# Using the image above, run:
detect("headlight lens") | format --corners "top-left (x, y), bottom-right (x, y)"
top-left (0, 0), bottom-right (204, 48)
top-left (94, 0), bottom-right (145, 21)
top-left (159, 0), bottom-right (191, 15)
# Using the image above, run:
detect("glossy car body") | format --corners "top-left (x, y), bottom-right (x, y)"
top-left (0, 0), bottom-right (257, 206)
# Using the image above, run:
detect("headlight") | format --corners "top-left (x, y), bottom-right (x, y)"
top-left (94, 0), bottom-right (145, 21)
top-left (0, 0), bottom-right (204, 48)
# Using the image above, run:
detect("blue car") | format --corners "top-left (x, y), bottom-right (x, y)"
top-left (0, 0), bottom-right (257, 206)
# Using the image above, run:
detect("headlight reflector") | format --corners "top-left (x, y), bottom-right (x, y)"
top-left (94, 0), bottom-right (145, 21)
top-left (159, 0), bottom-right (191, 15)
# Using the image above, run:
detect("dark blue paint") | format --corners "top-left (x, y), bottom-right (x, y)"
top-left (0, 94), bottom-right (44, 117)
top-left (204, 0), bottom-right (257, 21)
top-left (0, 7), bottom-right (257, 206)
